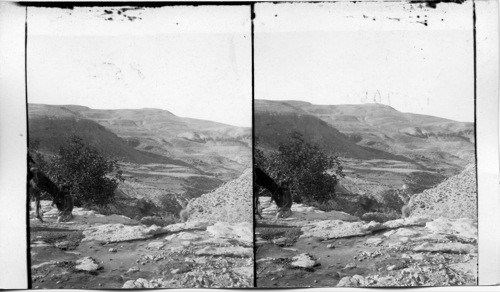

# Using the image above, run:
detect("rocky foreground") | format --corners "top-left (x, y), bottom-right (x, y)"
top-left (256, 165), bottom-right (478, 288)
top-left (30, 170), bottom-right (253, 289)
top-left (256, 197), bottom-right (477, 287)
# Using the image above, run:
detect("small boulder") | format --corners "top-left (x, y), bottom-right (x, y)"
top-left (290, 253), bottom-right (319, 269)
top-left (75, 257), bottom-right (102, 272)
top-left (147, 241), bottom-right (165, 250)
top-left (272, 237), bottom-right (288, 246)
top-left (126, 266), bottom-right (139, 273)
top-left (337, 275), bottom-right (366, 287)
top-left (122, 278), bottom-right (152, 289)
top-left (343, 262), bottom-right (357, 270)
top-left (55, 241), bottom-right (70, 250)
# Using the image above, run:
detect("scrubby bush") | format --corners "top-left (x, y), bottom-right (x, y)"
top-left (33, 135), bottom-right (123, 208)
top-left (375, 189), bottom-right (407, 212)
top-left (258, 132), bottom-right (344, 204)
top-left (136, 198), bottom-right (157, 216)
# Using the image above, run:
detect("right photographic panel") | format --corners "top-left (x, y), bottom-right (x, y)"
top-left (254, 1), bottom-right (477, 288)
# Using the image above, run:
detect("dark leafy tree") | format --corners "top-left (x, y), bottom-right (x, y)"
top-left (43, 135), bottom-right (123, 207)
top-left (260, 131), bottom-right (344, 204)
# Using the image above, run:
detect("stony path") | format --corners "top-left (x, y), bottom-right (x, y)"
top-left (255, 197), bottom-right (477, 287)
top-left (30, 201), bottom-right (253, 289)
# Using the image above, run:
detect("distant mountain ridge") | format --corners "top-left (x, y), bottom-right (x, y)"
top-left (28, 103), bottom-right (251, 179)
top-left (255, 99), bottom-right (475, 174)
top-left (255, 112), bottom-right (412, 162)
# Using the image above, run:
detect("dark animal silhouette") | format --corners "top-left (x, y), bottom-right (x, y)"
top-left (254, 167), bottom-right (292, 219)
top-left (28, 155), bottom-right (73, 222)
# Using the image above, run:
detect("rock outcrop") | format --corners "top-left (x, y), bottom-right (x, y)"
top-left (187, 169), bottom-right (252, 223)
top-left (409, 164), bottom-right (477, 220)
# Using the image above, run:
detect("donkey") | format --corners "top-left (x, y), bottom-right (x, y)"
top-left (254, 167), bottom-right (293, 219)
top-left (28, 165), bottom-right (73, 222)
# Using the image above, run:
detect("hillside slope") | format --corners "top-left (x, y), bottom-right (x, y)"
top-left (29, 103), bottom-right (251, 179)
top-left (29, 116), bottom-right (191, 166)
top-left (255, 112), bottom-right (412, 162)
top-left (255, 99), bottom-right (475, 173)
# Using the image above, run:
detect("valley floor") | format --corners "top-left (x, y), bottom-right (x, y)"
top-left (255, 197), bottom-right (477, 288)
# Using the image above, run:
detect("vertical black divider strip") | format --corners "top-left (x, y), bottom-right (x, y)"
top-left (250, 2), bottom-right (256, 288)
top-left (25, 5), bottom-right (32, 289)
top-left (472, 0), bottom-right (478, 284)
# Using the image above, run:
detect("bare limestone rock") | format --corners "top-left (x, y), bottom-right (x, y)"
top-left (187, 169), bottom-right (252, 223)
top-left (82, 223), bottom-right (165, 242)
top-left (337, 275), bottom-right (366, 287)
top-left (272, 237), bottom-right (288, 246)
top-left (162, 221), bottom-right (210, 233)
top-left (147, 241), bottom-right (166, 250)
top-left (365, 237), bottom-right (383, 246)
top-left (164, 231), bottom-right (204, 241)
top-left (413, 242), bottom-right (477, 254)
top-left (194, 246), bottom-right (253, 258)
top-left (380, 216), bottom-right (431, 229)
top-left (75, 257), bottom-right (102, 272)
top-left (290, 253), bottom-right (319, 268)
top-left (409, 164), bottom-right (477, 220)
top-left (393, 228), bottom-right (421, 238)
top-left (300, 220), bottom-right (380, 239)
top-left (54, 241), bottom-right (70, 250)
top-left (31, 201), bottom-right (140, 227)
top-left (32, 260), bottom-right (58, 269)
top-left (425, 217), bottom-right (477, 239)
top-left (292, 204), bottom-right (324, 214)
top-left (122, 278), bottom-right (156, 289)
top-left (206, 222), bottom-right (253, 245)
top-left (232, 266), bottom-right (253, 278)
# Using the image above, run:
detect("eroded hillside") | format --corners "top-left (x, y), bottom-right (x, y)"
top-left (28, 103), bottom-right (251, 220)
top-left (255, 99), bottom-right (474, 176)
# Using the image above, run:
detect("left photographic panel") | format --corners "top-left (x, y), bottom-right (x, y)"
top-left (26, 4), bottom-right (253, 289)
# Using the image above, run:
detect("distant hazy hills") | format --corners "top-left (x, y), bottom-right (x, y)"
top-left (255, 112), bottom-right (412, 162)
top-left (255, 100), bottom-right (475, 173)
top-left (28, 103), bottom-right (251, 178)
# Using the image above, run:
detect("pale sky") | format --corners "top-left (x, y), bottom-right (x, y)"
top-left (28, 6), bottom-right (252, 127)
top-left (255, 2), bottom-right (475, 122)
